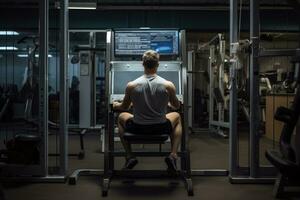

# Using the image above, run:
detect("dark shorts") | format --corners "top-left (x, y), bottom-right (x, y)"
top-left (125, 118), bottom-right (173, 135)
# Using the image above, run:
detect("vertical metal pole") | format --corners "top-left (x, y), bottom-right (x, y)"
top-left (91, 32), bottom-right (97, 126)
top-left (39, 0), bottom-right (49, 176)
top-left (59, 0), bottom-right (69, 176)
top-left (250, 0), bottom-right (260, 177)
top-left (209, 46), bottom-right (214, 130)
top-left (296, 114), bottom-right (300, 165)
top-left (104, 30), bottom-right (112, 174)
top-left (180, 30), bottom-right (191, 174)
top-left (298, 9), bottom-right (300, 48)
top-left (219, 38), bottom-right (226, 123)
top-left (229, 0), bottom-right (239, 177)
top-left (180, 30), bottom-right (188, 149)
top-left (187, 51), bottom-right (194, 129)
top-left (181, 30), bottom-right (188, 146)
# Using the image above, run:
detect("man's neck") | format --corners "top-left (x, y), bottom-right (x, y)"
top-left (144, 69), bottom-right (157, 76)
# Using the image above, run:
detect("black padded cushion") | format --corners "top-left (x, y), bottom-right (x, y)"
top-left (123, 119), bottom-right (172, 144)
top-left (125, 119), bottom-right (172, 135)
top-left (265, 150), bottom-right (300, 177)
top-left (14, 134), bottom-right (41, 142)
top-left (123, 132), bottom-right (169, 144)
top-left (274, 106), bottom-right (294, 124)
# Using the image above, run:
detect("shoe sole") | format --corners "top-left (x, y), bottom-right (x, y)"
top-left (125, 159), bottom-right (138, 169)
top-left (165, 157), bottom-right (177, 173)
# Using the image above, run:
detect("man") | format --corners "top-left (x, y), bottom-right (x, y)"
top-left (113, 50), bottom-right (182, 173)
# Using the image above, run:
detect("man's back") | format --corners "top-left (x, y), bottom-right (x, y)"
top-left (130, 75), bottom-right (169, 125)
top-left (113, 50), bottom-right (182, 171)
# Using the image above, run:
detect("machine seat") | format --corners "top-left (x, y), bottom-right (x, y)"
top-left (123, 132), bottom-right (169, 144)
top-left (14, 134), bottom-right (41, 142)
top-left (265, 150), bottom-right (300, 177)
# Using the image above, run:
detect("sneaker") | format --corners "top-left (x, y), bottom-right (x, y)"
top-left (165, 155), bottom-right (177, 174)
top-left (123, 157), bottom-right (138, 169)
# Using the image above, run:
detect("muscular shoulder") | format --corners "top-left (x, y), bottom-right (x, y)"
top-left (164, 81), bottom-right (176, 93)
top-left (126, 81), bottom-right (136, 91)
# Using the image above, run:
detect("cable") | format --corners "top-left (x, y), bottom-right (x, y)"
top-left (272, 92), bottom-right (275, 149)
top-left (12, 34), bottom-right (15, 87)
top-left (55, 11), bottom-right (59, 168)
top-left (5, 29), bottom-right (8, 142)
top-left (238, 0), bottom-right (243, 40)
top-left (5, 30), bottom-right (7, 88)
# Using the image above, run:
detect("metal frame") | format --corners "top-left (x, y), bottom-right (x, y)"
top-left (185, 38), bottom-right (230, 176)
top-left (78, 50), bottom-right (93, 128)
top-left (229, 0), bottom-right (277, 183)
top-left (68, 29), bottom-right (109, 184)
top-left (259, 49), bottom-right (300, 57)
top-left (68, 29), bottom-right (107, 159)
top-left (208, 34), bottom-right (229, 138)
top-left (0, 0), bottom-right (49, 178)
top-left (187, 51), bottom-right (194, 129)
top-left (229, 0), bottom-right (239, 178)
top-left (249, 0), bottom-right (260, 178)
top-left (0, 0), bottom-right (67, 182)
top-left (39, 0), bottom-right (49, 177)
top-left (59, 0), bottom-right (69, 176)
top-left (69, 30), bottom-right (107, 127)
top-left (98, 29), bottom-right (193, 197)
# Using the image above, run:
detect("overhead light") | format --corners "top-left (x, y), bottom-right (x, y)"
top-left (17, 54), bottom-right (53, 58)
top-left (17, 54), bottom-right (28, 58)
top-left (0, 31), bottom-right (19, 36)
top-left (0, 46), bottom-right (18, 50)
top-left (36, 54), bottom-right (53, 58)
top-left (55, 2), bottom-right (97, 10)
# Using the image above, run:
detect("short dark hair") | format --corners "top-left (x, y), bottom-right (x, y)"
top-left (142, 50), bottom-right (159, 69)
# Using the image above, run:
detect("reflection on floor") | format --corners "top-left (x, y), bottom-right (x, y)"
top-left (5, 176), bottom-right (278, 200)
top-left (47, 130), bottom-right (277, 172)
top-left (2, 129), bottom-right (290, 200)
top-left (0, 128), bottom-right (279, 172)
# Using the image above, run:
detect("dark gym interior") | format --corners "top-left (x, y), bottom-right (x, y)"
top-left (0, 0), bottom-right (300, 200)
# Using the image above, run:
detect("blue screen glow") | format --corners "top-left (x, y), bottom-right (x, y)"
top-left (115, 30), bottom-right (179, 56)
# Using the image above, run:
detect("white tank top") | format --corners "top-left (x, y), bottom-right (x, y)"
top-left (130, 74), bottom-right (169, 124)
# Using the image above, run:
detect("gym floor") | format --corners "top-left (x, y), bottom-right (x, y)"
top-left (2, 131), bottom-right (299, 200)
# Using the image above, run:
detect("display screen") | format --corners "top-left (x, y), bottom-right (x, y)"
top-left (113, 71), bottom-right (180, 94)
top-left (114, 30), bottom-right (179, 55)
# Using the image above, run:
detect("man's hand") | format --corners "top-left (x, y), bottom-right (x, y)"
top-left (168, 101), bottom-right (182, 111)
top-left (112, 82), bottom-right (134, 111)
top-left (113, 100), bottom-right (133, 111)
top-left (112, 101), bottom-right (122, 110)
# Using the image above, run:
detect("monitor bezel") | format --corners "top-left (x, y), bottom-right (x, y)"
top-left (113, 29), bottom-right (180, 57)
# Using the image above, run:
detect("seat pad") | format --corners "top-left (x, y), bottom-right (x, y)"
top-left (123, 132), bottom-right (169, 144)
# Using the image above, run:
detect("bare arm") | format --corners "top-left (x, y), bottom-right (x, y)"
top-left (113, 82), bottom-right (133, 111)
top-left (166, 81), bottom-right (180, 110)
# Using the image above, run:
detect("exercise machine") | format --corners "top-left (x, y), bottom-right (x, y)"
top-left (102, 29), bottom-right (193, 196)
top-left (208, 34), bottom-right (229, 138)
top-left (265, 55), bottom-right (300, 198)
